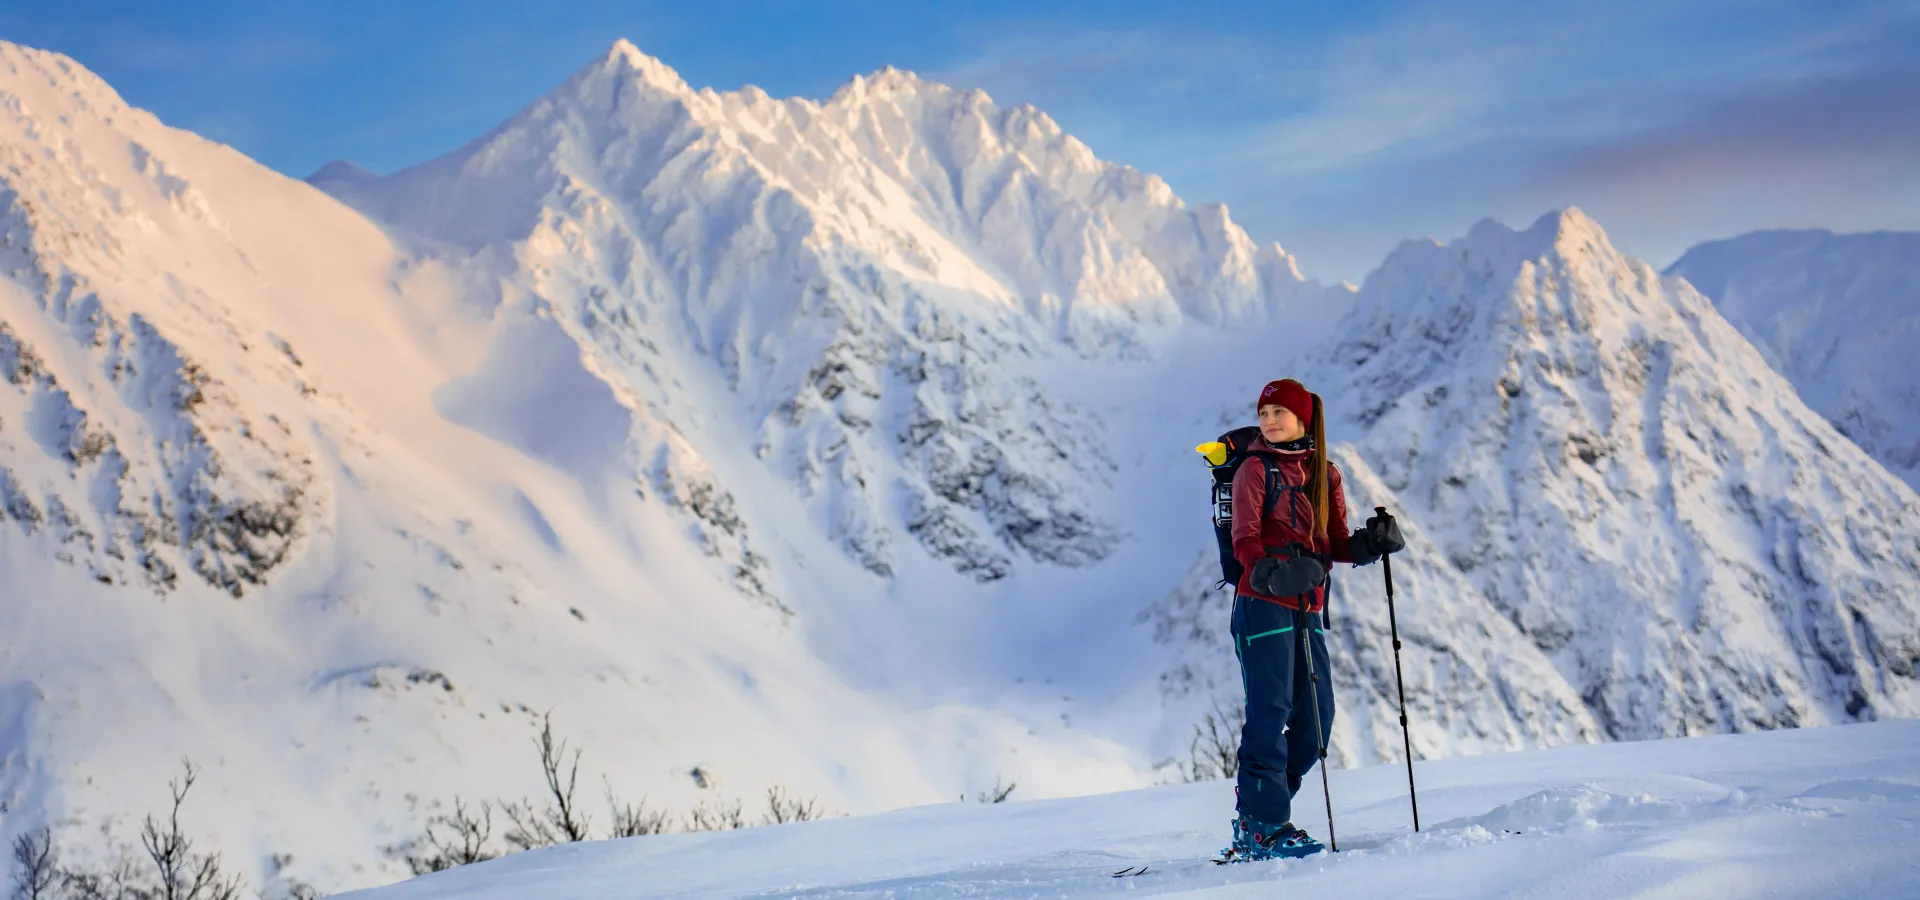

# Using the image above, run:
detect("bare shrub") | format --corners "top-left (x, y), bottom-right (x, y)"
top-left (760, 787), bottom-right (823, 825)
top-left (401, 799), bottom-right (498, 876)
top-left (683, 798), bottom-right (745, 832)
top-left (33, 760), bottom-right (246, 900)
top-left (1182, 697), bottom-right (1245, 783)
top-left (604, 786), bottom-right (672, 838)
top-left (389, 718), bottom-right (846, 876)
top-left (137, 760), bottom-right (243, 900)
top-left (10, 828), bottom-right (57, 900)
top-left (974, 777), bottom-right (1016, 804)
top-left (499, 714), bottom-right (591, 851)
top-left (56, 852), bottom-right (147, 900)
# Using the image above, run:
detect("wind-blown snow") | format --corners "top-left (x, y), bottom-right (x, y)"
top-left (1, 36), bottom-right (1916, 896)
top-left (332, 720), bottom-right (1920, 899)
top-left (1667, 229), bottom-right (1920, 491)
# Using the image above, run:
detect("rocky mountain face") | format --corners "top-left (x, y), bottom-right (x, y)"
top-left (2, 37), bottom-right (1916, 894)
top-left (1667, 229), bottom-right (1920, 491)
top-left (0, 54), bottom-right (318, 599)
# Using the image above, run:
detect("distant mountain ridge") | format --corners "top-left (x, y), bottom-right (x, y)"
top-left (1668, 228), bottom-right (1920, 491)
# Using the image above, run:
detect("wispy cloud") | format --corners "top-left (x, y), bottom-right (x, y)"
top-left (75, 22), bottom-right (338, 75)
top-left (1510, 62), bottom-right (1920, 269)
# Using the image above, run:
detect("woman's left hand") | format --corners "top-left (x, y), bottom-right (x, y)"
top-left (1364, 510), bottom-right (1406, 555)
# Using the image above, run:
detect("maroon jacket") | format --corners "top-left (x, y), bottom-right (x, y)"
top-left (1231, 437), bottom-right (1355, 611)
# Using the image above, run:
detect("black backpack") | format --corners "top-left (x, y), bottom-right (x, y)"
top-left (1207, 426), bottom-right (1281, 587)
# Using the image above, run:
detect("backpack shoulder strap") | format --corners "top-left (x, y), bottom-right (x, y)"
top-left (1260, 456), bottom-right (1282, 521)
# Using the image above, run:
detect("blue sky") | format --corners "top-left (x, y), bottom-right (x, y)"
top-left (4, 0), bottom-right (1916, 281)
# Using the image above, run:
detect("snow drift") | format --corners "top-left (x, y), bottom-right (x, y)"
top-left (331, 720), bottom-right (1920, 899)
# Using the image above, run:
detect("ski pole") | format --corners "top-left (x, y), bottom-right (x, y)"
top-left (1377, 506), bottom-right (1420, 831)
top-left (1299, 606), bottom-right (1336, 851)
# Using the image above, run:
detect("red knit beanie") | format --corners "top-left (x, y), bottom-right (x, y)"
top-left (1256, 378), bottom-right (1313, 423)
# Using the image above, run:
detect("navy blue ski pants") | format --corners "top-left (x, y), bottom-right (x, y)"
top-left (1232, 595), bottom-right (1335, 827)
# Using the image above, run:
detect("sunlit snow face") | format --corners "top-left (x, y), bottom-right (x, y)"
top-left (1258, 404), bottom-right (1305, 444)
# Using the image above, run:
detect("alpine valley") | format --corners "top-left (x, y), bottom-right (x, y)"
top-left (0, 38), bottom-right (1914, 894)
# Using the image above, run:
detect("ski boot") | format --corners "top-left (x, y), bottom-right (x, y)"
top-left (1218, 813), bottom-right (1326, 862)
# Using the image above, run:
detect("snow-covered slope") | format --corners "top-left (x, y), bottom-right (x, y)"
top-left (1667, 229), bottom-right (1920, 490)
top-left (335, 720), bottom-right (1920, 899)
top-left (3, 36), bottom-right (1918, 898)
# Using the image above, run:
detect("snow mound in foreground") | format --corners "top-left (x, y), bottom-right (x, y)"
top-left (336, 720), bottom-right (1920, 899)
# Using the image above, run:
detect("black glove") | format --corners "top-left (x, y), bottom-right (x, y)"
top-left (1348, 528), bottom-right (1383, 567)
top-left (1349, 509), bottom-right (1406, 567)
top-left (1250, 545), bottom-right (1326, 598)
top-left (1365, 509), bottom-right (1406, 555)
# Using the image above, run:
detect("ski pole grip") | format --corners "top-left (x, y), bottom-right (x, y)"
top-left (1374, 506), bottom-right (1390, 518)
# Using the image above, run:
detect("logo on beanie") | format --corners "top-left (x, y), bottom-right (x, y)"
top-left (1256, 379), bottom-right (1313, 421)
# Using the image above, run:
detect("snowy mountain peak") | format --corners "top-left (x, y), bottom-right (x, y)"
top-left (1531, 206), bottom-right (1620, 262)
top-left (0, 40), bottom-right (134, 123)
top-left (1360, 207), bottom-right (1662, 360)
top-left (1529, 205), bottom-right (1608, 242)
top-left (307, 158), bottom-right (371, 179)
top-left (304, 158), bottom-right (377, 190)
top-left (1448, 207), bottom-right (1622, 272)
top-left (831, 65), bottom-right (956, 104)
top-left (591, 37), bottom-right (692, 97)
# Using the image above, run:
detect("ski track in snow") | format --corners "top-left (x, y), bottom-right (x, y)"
top-left (335, 720), bottom-right (1920, 899)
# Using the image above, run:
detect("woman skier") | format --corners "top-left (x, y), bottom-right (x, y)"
top-left (1224, 378), bottom-right (1404, 861)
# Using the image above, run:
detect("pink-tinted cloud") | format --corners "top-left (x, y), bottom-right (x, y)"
top-left (1554, 67), bottom-right (1920, 187)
